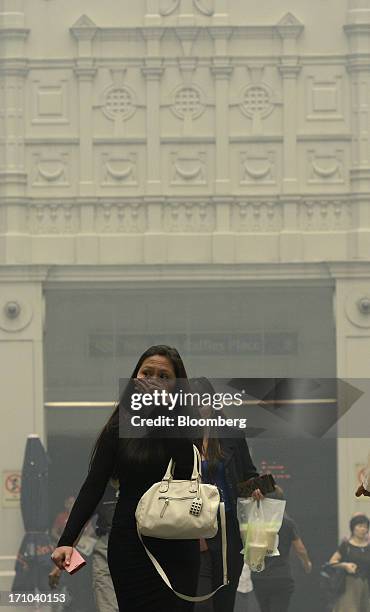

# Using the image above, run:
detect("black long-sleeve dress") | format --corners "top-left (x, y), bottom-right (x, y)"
top-left (57, 426), bottom-right (200, 611)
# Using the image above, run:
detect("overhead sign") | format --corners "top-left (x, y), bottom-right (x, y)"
top-left (2, 470), bottom-right (21, 507)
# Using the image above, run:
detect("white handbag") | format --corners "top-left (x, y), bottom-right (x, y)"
top-left (135, 444), bottom-right (228, 602)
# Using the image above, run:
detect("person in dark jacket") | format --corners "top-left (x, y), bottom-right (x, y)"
top-left (251, 486), bottom-right (312, 612)
top-left (190, 377), bottom-right (262, 612)
top-left (92, 480), bottom-right (119, 612)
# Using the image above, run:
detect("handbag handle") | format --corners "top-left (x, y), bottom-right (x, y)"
top-left (137, 501), bottom-right (228, 602)
top-left (163, 444), bottom-right (202, 481)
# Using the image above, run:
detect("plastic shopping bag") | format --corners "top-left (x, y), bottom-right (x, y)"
top-left (258, 497), bottom-right (286, 556)
top-left (237, 498), bottom-right (286, 572)
top-left (237, 562), bottom-right (253, 594)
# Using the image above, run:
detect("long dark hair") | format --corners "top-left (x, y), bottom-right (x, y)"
top-left (89, 345), bottom-right (192, 474)
top-left (190, 377), bottom-right (225, 481)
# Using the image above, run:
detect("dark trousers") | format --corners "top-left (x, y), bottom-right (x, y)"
top-left (195, 511), bottom-right (244, 612)
top-left (252, 579), bottom-right (294, 612)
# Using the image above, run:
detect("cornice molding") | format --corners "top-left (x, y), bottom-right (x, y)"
top-left (141, 27), bottom-right (164, 41)
top-left (0, 265), bottom-right (50, 282)
top-left (278, 62), bottom-right (302, 77)
top-left (22, 55), bottom-right (352, 70)
top-left (208, 26), bottom-right (233, 40)
top-left (346, 54), bottom-right (370, 72)
top-left (344, 23), bottom-right (370, 36)
top-left (64, 23), bottom-right (308, 43)
top-left (297, 132), bottom-right (352, 142)
top-left (36, 262), bottom-right (370, 286)
top-left (0, 27), bottom-right (29, 40)
top-left (1, 261), bottom-right (370, 286)
top-left (0, 59), bottom-right (28, 76)
top-left (210, 60), bottom-right (233, 78)
top-left (0, 194), bottom-right (355, 207)
top-left (25, 137), bottom-right (80, 145)
top-left (74, 61), bottom-right (97, 80)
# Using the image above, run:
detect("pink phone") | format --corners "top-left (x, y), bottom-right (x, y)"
top-left (64, 548), bottom-right (86, 575)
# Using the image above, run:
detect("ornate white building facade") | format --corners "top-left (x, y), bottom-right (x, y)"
top-left (1, 0), bottom-right (370, 594)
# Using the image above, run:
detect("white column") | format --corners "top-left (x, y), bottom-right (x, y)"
top-left (209, 30), bottom-right (234, 262)
top-left (141, 29), bottom-right (164, 261)
top-left (335, 272), bottom-right (370, 537)
top-left (70, 19), bottom-right (97, 198)
top-left (70, 19), bottom-right (98, 263)
top-left (142, 60), bottom-right (163, 196)
top-left (277, 18), bottom-right (303, 195)
top-left (279, 64), bottom-right (301, 195)
top-left (210, 29), bottom-right (232, 196)
top-left (0, 2), bottom-right (29, 264)
top-left (345, 0), bottom-right (370, 258)
top-left (277, 20), bottom-right (303, 261)
top-left (212, 62), bottom-right (232, 196)
top-left (0, 275), bottom-right (46, 594)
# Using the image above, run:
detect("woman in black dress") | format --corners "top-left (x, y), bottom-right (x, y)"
top-left (329, 514), bottom-right (370, 612)
top-left (51, 345), bottom-right (200, 612)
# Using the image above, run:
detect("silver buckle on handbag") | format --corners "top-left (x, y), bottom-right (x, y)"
top-left (189, 497), bottom-right (203, 516)
top-left (189, 480), bottom-right (198, 494)
top-left (159, 479), bottom-right (170, 493)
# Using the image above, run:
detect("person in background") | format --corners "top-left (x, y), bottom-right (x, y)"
top-left (190, 377), bottom-right (263, 612)
top-left (49, 481), bottom-right (120, 612)
top-left (51, 497), bottom-right (76, 544)
top-left (92, 479), bottom-right (119, 612)
top-left (329, 513), bottom-right (370, 612)
top-left (50, 493), bottom-right (96, 612)
top-left (251, 486), bottom-right (312, 612)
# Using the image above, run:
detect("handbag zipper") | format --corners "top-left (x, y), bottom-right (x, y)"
top-left (158, 495), bottom-right (198, 518)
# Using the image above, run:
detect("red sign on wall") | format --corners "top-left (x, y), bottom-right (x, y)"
top-left (2, 471), bottom-right (21, 507)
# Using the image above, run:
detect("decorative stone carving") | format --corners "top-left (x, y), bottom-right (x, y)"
top-left (193, 0), bottom-right (214, 16)
top-left (301, 199), bottom-right (352, 231)
top-left (160, 0), bottom-right (181, 16)
top-left (101, 153), bottom-right (138, 186)
top-left (276, 12), bottom-right (304, 39)
top-left (231, 200), bottom-right (282, 232)
top-left (103, 85), bottom-right (136, 122)
top-left (306, 75), bottom-right (344, 121)
top-left (171, 84), bottom-right (205, 121)
top-left (163, 200), bottom-right (215, 232)
top-left (240, 151), bottom-right (276, 184)
top-left (240, 84), bottom-right (273, 119)
top-left (31, 81), bottom-right (69, 125)
top-left (28, 202), bottom-right (78, 234)
top-left (99, 70), bottom-right (138, 135)
top-left (236, 68), bottom-right (280, 133)
top-left (159, 0), bottom-right (214, 17)
top-left (175, 30), bottom-right (199, 56)
top-left (307, 150), bottom-right (344, 184)
top-left (32, 152), bottom-right (70, 187)
top-left (171, 151), bottom-right (207, 184)
top-left (70, 14), bottom-right (98, 41)
top-left (95, 201), bottom-right (146, 233)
